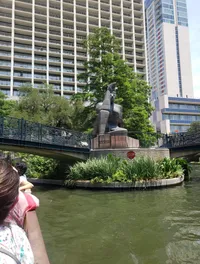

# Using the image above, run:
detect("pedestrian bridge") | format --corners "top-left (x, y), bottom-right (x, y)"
top-left (161, 132), bottom-right (200, 159)
top-left (0, 116), bottom-right (90, 160)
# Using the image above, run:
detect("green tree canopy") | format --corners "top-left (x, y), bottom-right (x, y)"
top-left (77, 27), bottom-right (156, 145)
top-left (187, 121), bottom-right (200, 134)
top-left (14, 84), bottom-right (88, 130)
top-left (0, 91), bottom-right (16, 117)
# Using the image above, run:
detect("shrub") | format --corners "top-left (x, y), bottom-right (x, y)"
top-left (68, 154), bottom-right (122, 181)
top-left (175, 158), bottom-right (192, 177)
top-left (159, 158), bottom-right (183, 179)
top-left (121, 157), bottom-right (161, 181)
top-left (67, 155), bottom-right (184, 183)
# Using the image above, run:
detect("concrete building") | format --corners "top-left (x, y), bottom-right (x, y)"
top-left (0, 0), bottom-right (146, 99)
top-left (145, 0), bottom-right (198, 134)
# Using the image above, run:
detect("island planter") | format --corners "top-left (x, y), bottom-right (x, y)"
top-left (74, 176), bottom-right (184, 190)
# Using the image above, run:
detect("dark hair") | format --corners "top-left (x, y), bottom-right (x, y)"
top-left (15, 162), bottom-right (27, 176)
top-left (0, 159), bottom-right (19, 224)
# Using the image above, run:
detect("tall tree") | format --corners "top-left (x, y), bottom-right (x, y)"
top-left (77, 27), bottom-right (156, 145)
top-left (14, 84), bottom-right (86, 130)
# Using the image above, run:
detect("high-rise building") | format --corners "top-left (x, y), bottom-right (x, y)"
top-left (0, 0), bottom-right (146, 99)
top-left (145, 0), bottom-right (198, 134)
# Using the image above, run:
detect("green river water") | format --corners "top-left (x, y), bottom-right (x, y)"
top-left (35, 166), bottom-right (200, 264)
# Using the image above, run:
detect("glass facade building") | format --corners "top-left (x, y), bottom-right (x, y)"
top-left (145, 0), bottom-right (194, 134)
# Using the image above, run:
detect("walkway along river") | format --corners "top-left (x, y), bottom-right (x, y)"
top-left (35, 166), bottom-right (200, 264)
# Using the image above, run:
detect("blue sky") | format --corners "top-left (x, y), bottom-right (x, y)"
top-left (187, 0), bottom-right (200, 97)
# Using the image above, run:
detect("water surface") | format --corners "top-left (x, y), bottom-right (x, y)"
top-left (36, 166), bottom-right (200, 264)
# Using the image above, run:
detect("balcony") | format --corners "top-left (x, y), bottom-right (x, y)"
top-left (49, 48), bottom-right (60, 54)
top-left (35, 0), bottom-right (46, 7)
top-left (49, 76), bottom-right (61, 81)
top-left (0, 12), bottom-right (12, 19)
top-left (35, 55), bottom-right (46, 61)
top-left (15, 6), bottom-right (32, 14)
top-left (49, 58), bottom-right (60, 64)
top-left (0, 21), bottom-right (12, 28)
top-left (15, 53), bottom-right (32, 60)
top-left (14, 62), bottom-right (32, 69)
top-left (14, 72), bottom-right (32, 78)
top-left (48, 84), bottom-right (61, 90)
top-left (15, 24), bottom-right (32, 32)
top-left (0, 70), bottom-right (10, 76)
top-left (34, 64), bottom-right (47, 70)
top-left (63, 60), bottom-right (74, 65)
top-left (15, 33), bottom-right (32, 40)
top-left (49, 39), bottom-right (60, 45)
top-left (35, 36), bottom-right (46, 43)
top-left (0, 31), bottom-right (11, 38)
top-left (63, 68), bottom-right (74, 73)
top-left (15, 14), bottom-right (32, 22)
top-left (49, 67), bottom-right (61, 72)
top-left (0, 51), bottom-right (11, 57)
top-left (63, 78), bottom-right (74, 83)
top-left (0, 80), bottom-right (10, 87)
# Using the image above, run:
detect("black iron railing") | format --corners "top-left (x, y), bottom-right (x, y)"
top-left (0, 116), bottom-right (90, 149)
top-left (162, 132), bottom-right (200, 149)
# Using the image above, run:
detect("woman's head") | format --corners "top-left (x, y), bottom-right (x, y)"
top-left (15, 162), bottom-right (27, 176)
top-left (0, 159), bottom-right (19, 224)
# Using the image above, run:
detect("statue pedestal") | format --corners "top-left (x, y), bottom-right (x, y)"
top-left (91, 134), bottom-right (140, 149)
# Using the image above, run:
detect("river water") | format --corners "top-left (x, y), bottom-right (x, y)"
top-left (35, 166), bottom-right (200, 264)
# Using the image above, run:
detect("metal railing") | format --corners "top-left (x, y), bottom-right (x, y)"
top-left (162, 132), bottom-right (200, 149)
top-left (0, 116), bottom-right (90, 150)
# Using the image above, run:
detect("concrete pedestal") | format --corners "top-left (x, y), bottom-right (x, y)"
top-left (91, 134), bottom-right (139, 149)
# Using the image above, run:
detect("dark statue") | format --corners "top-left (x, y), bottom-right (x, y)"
top-left (93, 83), bottom-right (127, 136)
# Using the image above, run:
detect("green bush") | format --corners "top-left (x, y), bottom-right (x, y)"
top-left (16, 154), bottom-right (59, 179)
top-left (68, 154), bottom-right (122, 181)
top-left (67, 155), bottom-right (184, 183)
top-left (175, 158), bottom-right (192, 178)
top-left (159, 158), bottom-right (183, 179)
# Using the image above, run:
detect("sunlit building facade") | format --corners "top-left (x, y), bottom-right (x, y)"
top-left (0, 0), bottom-right (147, 98)
top-left (145, 0), bottom-right (197, 134)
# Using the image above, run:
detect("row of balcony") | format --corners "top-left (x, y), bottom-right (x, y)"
top-left (0, 79), bottom-right (85, 86)
top-left (10, 0), bottom-right (142, 12)
top-left (0, 35), bottom-right (144, 49)
top-left (0, 20), bottom-right (143, 36)
top-left (1, 2), bottom-right (142, 16)
top-left (0, 10), bottom-right (143, 28)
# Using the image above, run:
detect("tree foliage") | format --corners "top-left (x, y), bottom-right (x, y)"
top-left (187, 121), bottom-right (200, 134)
top-left (77, 27), bottom-right (156, 144)
top-left (13, 84), bottom-right (88, 131)
top-left (0, 92), bottom-right (16, 117)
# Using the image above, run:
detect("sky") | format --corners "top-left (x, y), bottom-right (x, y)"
top-left (187, 0), bottom-right (200, 97)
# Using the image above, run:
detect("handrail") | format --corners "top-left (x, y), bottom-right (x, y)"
top-left (24, 211), bottom-right (50, 264)
top-left (0, 116), bottom-right (90, 149)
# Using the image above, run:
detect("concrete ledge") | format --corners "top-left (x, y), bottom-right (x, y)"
top-left (28, 178), bottom-right (64, 186)
top-left (75, 176), bottom-right (184, 189)
top-left (90, 148), bottom-right (170, 161)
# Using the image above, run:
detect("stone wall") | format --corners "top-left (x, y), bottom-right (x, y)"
top-left (90, 148), bottom-right (170, 161)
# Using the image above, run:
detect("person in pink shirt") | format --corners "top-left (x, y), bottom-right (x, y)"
top-left (0, 159), bottom-right (34, 263)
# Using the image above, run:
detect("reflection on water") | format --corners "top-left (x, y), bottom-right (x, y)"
top-left (35, 165), bottom-right (200, 264)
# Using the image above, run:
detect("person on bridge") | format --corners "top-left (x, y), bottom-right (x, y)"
top-left (0, 159), bottom-right (34, 264)
top-left (15, 162), bottom-right (34, 193)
